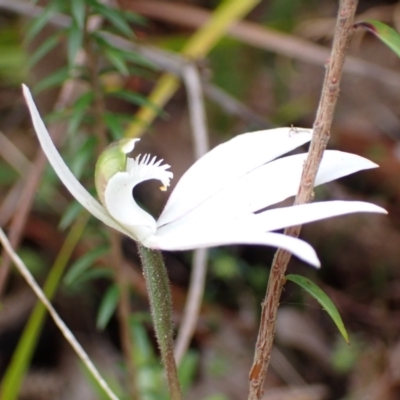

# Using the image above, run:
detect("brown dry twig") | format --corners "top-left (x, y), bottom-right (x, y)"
top-left (174, 64), bottom-right (209, 365)
top-left (248, 1), bottom-right (359, 400)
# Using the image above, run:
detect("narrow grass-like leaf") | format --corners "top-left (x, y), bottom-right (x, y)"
top-left (129, 317), bottom-right (155, 363)
top-left (286, 274), bottom-right (349, 343)
top-left (89, 0), bottom-right (133, 38)
top-left (64, 246), bottom-right (108, 287)
top-left (25, 3), bottom-right (59, 44)
top-left (122, 10), bottom-right (146, 26)
top-left (102, 111), bottom-right (140, 135)
top-left (67, 136), bottom-right (96, 179)
top-left (67, 20), bottom-right (84, 67)
top-left (59, 200), bottom-right (83, 230)
top-left (178, 351), bottom-right (199, 393)
top-left (67, 92), bottom-right (94, 135)
top-left (129, 317), bottom-right (169, 398)
top-left (103, 112), bottom-right (126, 140)
top-left (28, 33), bottom-right (61, 69)
top-left (72, 268), bottom-right (113, 286)
top-left (71, 0), bottom-right (86, 30)
top-left (104, 46), bottom-right (130, 76)
top-left (93, 33), bottom-right (155, 69)
top-left (111, 49), bottom-right (156, 69)
top-left (356, 20), bottom-right (400, 58)
top-left (32, 66), bottom-right (70, 94)
top-left (109, 89), bottom-right (161, 112)
top-left (96, 284), bottom-right (120, 330)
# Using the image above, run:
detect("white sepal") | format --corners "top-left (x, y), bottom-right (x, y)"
top-left (254, 200), bottom-right (387, 232)
top-left (157, 151), bottom-right (379, 232)
top-left (149, 224), bottom-right (320, 267)
top-left (158, 127), bottom-right (313, 226)
top-left (22, 85), bottom-right (131, 237)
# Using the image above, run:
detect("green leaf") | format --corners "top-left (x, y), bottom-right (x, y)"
top-left (0, 28), bottom-right (28, 83)
top-left (92, 32), bottom-right (155, 69)
top-left (18, 248), bottom-right (47, 277)
top-left (0, 163), bottom-right (18, 185)
top-left (72, 267), bottom-right (113, 285)
top-left (64, 246), bottom-right (108, 287)
top-left (108, 89), bottom-right (161, 111)
top-left (103, 46), bottom-right (130, 76)
top-left (356, 20), bottom-right (400, 58)
top-left (59, 200), bottom-right (83, 230)
top-left (67, 20), bottom-right (84, 66)
top-left (124, 11), bottom-right (147, 26)
top-left (103, 112), bottom-right (127, 140)
top-left (89, 0), bottom-right (134, 38)
top-left (32, 66), bottom-right (70, 94)
top-left (67, 91), bottom-right (94, 135)
top-left (129, 316), bottom-right (155, 364)
top-left (178, 351), bottom-right (199, 393)
top-left (286, 274), bottom-right (349, 343)
top-left (96, 284), bottom-right (120, 330)
top-left (108, 47), bottom-right (155, 69)
top-left (25, 3), bottom-right (60, 43)
top-left (67, 136), bottom-right (96, 179)
top-left (71, 0), bottom-right (86, 30)
top-left (28, 33), bottom-right (61, 69)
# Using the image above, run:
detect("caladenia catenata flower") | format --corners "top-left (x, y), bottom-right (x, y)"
top-left (23, 84), bottom-right (386, 267)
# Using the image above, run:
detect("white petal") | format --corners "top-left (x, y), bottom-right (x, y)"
top-left (158, 150), bottom-right (379, 230)
top-left (158, 127), bottom-right (313, 226)
top-left (148, 225), bottom-right (320, 267)
top-left (22, 85), bottom-right (130, 236)
top-left (105, 171), bottom-right (157, 242)
top-left (254, 201), bottom-right (387, 232)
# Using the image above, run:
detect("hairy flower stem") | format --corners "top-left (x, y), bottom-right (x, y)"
top-left (248, 1), bottom-right (359, 400)
top-left (138, 245), bottom-right (182, 400)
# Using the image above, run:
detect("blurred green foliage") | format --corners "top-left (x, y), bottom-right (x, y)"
top-left (0, 27), bottom-right (27, 84)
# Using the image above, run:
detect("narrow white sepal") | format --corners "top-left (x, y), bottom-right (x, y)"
top-left (22, 84), bottom-right (131, 237)
top-left (255, 200), bottom-right (387, 232)
top-left (147, 227), bottom-right (320, 267)
top-left (157, 150), bottom-right (380, 232)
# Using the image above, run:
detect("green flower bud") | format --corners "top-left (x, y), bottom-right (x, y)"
top-left (95, 139), bottom-right (138, 206)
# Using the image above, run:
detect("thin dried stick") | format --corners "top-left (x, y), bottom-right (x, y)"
top-left (174, 65), bottom-right (209, 365)
top-left (248, 2), bottom-right (359, 400)
top-left (0, 228), bottom-right (120, 400)
top-left (0, 130), bottom-right (31, 175)
top-left (183, 64), bottom-right (209, 159)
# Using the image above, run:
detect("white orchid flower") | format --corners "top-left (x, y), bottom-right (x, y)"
top-left (23, 84), bottom-right (386, 267)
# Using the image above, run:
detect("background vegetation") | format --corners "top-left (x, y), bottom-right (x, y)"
top-left (0, 1), bottom-right (400, 399)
